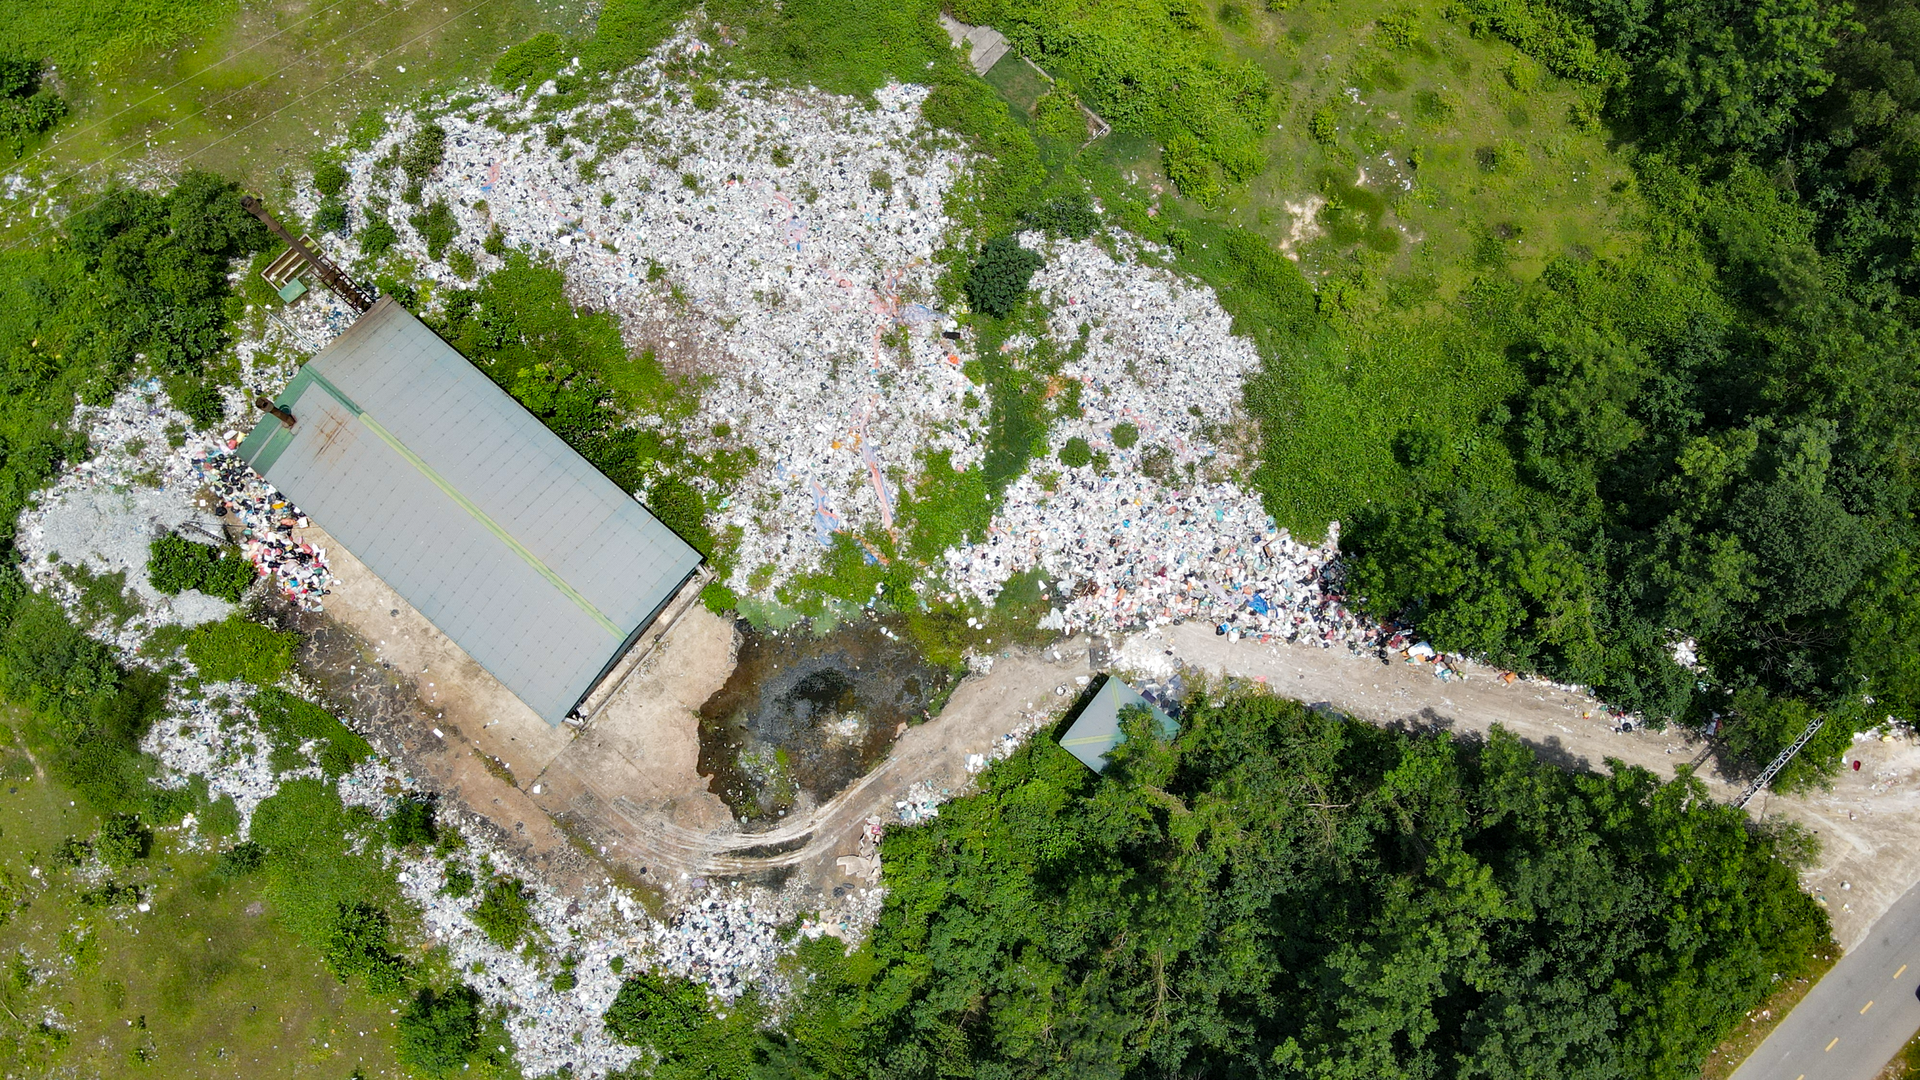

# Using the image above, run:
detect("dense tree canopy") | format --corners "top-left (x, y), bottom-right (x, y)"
top-left (761, 693), bottom-right (1827, 1079)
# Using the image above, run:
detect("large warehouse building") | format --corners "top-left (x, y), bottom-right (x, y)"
top-left (239, 297), bottom-right (703, 725)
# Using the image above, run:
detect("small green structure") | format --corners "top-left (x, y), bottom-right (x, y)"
top-left (1058, 674), bottom-right (1179, 772)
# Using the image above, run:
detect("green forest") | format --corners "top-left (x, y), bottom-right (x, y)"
top-left (760, 695), bottom-right (1827, 1079)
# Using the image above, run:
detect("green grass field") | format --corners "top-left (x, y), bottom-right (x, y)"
top-left (955, 0), bottom-right (1646, 541)
top-left (0, 720), bottom-right (414, 1078)
top-left (0, 0), bottom-right (597, 243)
top-left (1072, 0), bottom-right (1639, 291)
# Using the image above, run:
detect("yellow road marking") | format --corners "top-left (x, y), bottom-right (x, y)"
top-left (1896, 964), bottom-right (1908, 980)
top-left (1828, 1037), bottom-right (1841, 1051)
top-left (1797, 1074), bottom-right (1806, 1080)
top-left (1862, 999), bottom-right (1875, 1014)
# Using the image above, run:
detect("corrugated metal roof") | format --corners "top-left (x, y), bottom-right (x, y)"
top-left (238, 297), bottom-right (702, 725)
top-left (1057, 674), bottom-right (1180, 772)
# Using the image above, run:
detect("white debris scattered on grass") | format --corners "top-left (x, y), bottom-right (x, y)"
top-left (399, 814), bottom-right (832, 1079)
top-left (278, 41), bottom-right (975, 600)
top-left (402, 844), bottom-right (652, 1079)
top-left (140, 681), bottom-right (313, 835)
top-left (15, 381), bottom-right (235, 650)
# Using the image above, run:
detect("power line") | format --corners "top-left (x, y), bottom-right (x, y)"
top-left (8, 0), bottom-right (360, 173)
top-left (1735, 712), bottom-right (1827, 808)
top-left (0, 0), bottom-right (507, 256)
top-left (0, 0), bottom-right (442, 223)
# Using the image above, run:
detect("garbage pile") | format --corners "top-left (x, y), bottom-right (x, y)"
top-left (140, 681), bottom-right (294, 833)
top-left (1387, 634), bottom-right (1469, 681)
top-left (189, 449), bottom-right (334, 611)
top-left (294, 33), bottom-right (1381, 656)
top-left (930, 238), bottom-right (1382, 649)
top-left (303, 39), bottom-right (979, 597)
top-left (896, 780), bottom-right (945, 824)
top-left (401, 841), bottom-right (650, 1079)
top-left (646, 890), bottom-right (796, 1000)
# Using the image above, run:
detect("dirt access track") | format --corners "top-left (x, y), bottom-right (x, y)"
top-left (286, 528), bottom-right (1920, 945)
top-left (1117, 624), bottom-right (1920, 952)
top-left (280, 526), bottom-right (1093, 904)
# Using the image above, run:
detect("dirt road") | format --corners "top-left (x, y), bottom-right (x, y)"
top-left (1120, 623), bottom-right (1920, 951)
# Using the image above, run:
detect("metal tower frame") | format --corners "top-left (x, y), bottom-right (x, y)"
top-left (239, 195), bottom-right (374, 312)
top-left (1735, 713), bottom-right (1826, 808)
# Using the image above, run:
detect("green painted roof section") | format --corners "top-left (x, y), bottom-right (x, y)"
top-left (1058, 675), bottom-right (1180, 773)
top-left (237, 298), bottom-right (702, 725)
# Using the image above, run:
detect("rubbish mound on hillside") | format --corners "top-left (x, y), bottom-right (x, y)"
top-left (292, 47), bottom-right (973, 598)
top-left (273, 28), bottom-right (1383, 657)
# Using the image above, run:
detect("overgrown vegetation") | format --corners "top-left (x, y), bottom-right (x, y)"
top-left (604, 971), bottom-right (764, 1078)
top-left (249, 687), bottom-right (373, 778)
top-left (0, 755), bottom-right (414, 1074)
top-left (953, 0), bottom-right (1275, 205)
top-left (763, 691), bottom-right (1830, 1078)
top-left (147, 532), bottom-right (255, 601)
top-left (183, 614), bottom-right (295, 685)
top-left (965, 235), bottom-right (1043, 317)
top-left (0, 55), bottom-right (67, 156)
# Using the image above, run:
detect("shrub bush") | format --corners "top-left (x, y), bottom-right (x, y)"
top-left (441, 862), bottom-right (475, 898)
top-left (397, 985), bottom-right (482, 1076)
top-left (183, 615), bottom-right (295, 685)
top-left (359, 216), bottom-right (398, 258)
top-left (1162, 131), bottom-right (1222, 206)
top-left (96, 812), bottom-right (150, 868)
top-left (313, 160), bottom-right (349, 197)
top-left (0, 57), bottom-right (67, 155)
top-left (249, 688), bottom-right (371, 777)
top-left (965, 235), bottom-right (1043, 318)
top-left (1058, 436), bottom-right (1093, 468)
top-left (387, 794), bottom-right (436, 848)
top-left (213, 840), bottom-right (265, 877)
top-left (1112, 422), bottom-right (1139, 450)
top-left (1025, 193), bottom-right (1100, 240)
top-left (409, 200), bottom-right (459, 260)
top-left (471, 877), bottom-right (535, 948)
top-left (603, 972), bottom-right (708, 1053)
top-left (399, 123), bottom-right (447, 184)
top-left (314, 198), bottom-right (348, 234)
top-left (148, 533), bottom-right (254, 601)
top-left (1307, 105), bottom-right (1339, 144)
top-left (321, 901), bottom-right (409, 993)
top-left (492, 31), bottom-right (567, 90)
top-left (1034, 87), bottom-right (1084, 142)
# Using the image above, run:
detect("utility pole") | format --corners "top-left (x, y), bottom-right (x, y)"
top-left (239, 195), bottom-right (375, 312)
top-left (1735, 713), bottom-right (1826, 808)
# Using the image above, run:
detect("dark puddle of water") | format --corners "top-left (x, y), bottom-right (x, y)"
top-left (697, 618), bottom-right (951, 829)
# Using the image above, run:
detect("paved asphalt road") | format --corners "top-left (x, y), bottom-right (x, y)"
top-left (1734, 880), bottom-right (1920, 1080)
